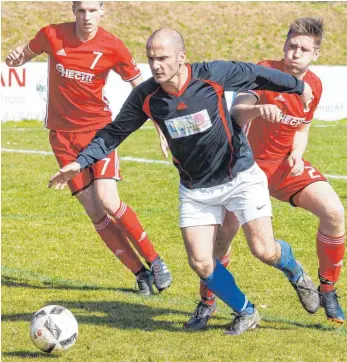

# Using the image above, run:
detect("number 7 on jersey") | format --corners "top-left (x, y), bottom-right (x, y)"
top-left (90, 51), bottom-right (103, 69)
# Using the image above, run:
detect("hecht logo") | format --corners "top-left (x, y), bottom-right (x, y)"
top-left (56, 64), bottom-right (95, 83)
top-left (280, 114), bottom-right (305, 128)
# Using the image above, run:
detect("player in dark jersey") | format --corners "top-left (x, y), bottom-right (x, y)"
top-left (187, 17), bottom-right (345, 330)
top-left (5, 1), bottom-right (172, 295)
top-left (48, 28), bottom-right (318, 336)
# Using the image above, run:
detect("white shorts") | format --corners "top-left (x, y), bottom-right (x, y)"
top-left (179, 163), bottom-right (272, 228)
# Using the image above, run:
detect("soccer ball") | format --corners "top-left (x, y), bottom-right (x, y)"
top-left (29, 305), bottom-right (78, 354)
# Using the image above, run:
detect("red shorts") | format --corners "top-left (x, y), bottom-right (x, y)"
top-left (257, 158), bottom-right (327, 206)
top-left (49, 130), bottom-right (121, 195)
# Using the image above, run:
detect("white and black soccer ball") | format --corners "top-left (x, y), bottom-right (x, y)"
top-left (29, 305), bottom-right (78, 354)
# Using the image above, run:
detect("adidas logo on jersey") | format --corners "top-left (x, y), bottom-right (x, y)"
top-left (56, 48), bottom-right (66, 56)
top-left (177, 101), bottom-right (188, 110)
top-left (275, 94), bottom-right (285, 102)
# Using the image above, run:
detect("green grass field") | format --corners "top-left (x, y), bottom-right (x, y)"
top-left (1, 119), bottom-right (347, 361)
top-left (1, 2), bottom-right (347, 64)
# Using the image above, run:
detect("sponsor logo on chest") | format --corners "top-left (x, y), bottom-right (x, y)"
top-left (56, 63), bottom-right (95, 83)
top-left (165, 109), bottom-right (212, 139)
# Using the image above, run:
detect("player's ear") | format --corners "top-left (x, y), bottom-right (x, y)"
top-left (313, 47), bottom-right (320, 61)
top-left (178, 51), bottom-right (186, 66)
top-left (100, 2), bottom-right (105, 16)
top-left (283, 39), bottom-right (288, 53)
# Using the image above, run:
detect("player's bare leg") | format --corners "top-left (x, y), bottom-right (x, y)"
top-left (94, 179), bottom-right (172, 292)
top-left (242, 216), bottom-right (320, 314)
top-left (293, 181), bottom-right (345, 323)
top-left (75, 185), bottom-right (153, 295)
top-left (184, 211), bottom-right (239, 331)
top-left (182, 225), bottom-right (260, 336)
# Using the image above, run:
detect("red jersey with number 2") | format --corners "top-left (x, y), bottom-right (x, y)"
top-left (243, 60), bottom-right (322, 161)
top-left (28, 22), bottom-right (141, 132)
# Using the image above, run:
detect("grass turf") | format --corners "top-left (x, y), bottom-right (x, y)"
top-left (1, 120), bottom-right (347, 361)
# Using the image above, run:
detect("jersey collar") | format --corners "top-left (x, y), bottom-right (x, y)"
top-left (162, 64), bottom-right (192, 97)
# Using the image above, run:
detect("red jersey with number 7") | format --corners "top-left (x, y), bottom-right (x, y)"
top-left (242, 60), bottom-right (322, 161)
top-left (28, 22), bottom-right (141, 132)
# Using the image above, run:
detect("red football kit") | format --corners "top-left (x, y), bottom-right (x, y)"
top-left (28, 22), bottom-right (141, 193)
top-left (242, 60), bottom-right (326, 205)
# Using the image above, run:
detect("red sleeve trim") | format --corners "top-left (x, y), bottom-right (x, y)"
top-left (123, 72), bottom-right (142, 82)
top-left (27, 43), bottom-right (39, 56)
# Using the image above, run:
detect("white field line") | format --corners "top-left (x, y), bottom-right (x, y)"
top-left (1, 126), bottom-right (155, 131)
top-left (324, 174), bottom-right (347, 180)
top-left (2, 148), bottom-right (346, 179)
top-left (1, 148), bottom-right (171, 165)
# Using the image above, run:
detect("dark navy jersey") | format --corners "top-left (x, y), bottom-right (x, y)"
top-left (77, 61), bottom-right (304, 189)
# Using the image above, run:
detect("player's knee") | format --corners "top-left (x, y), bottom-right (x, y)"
top-left (251, 242), bottom-right (278, 265)
top-left (322, 202), bottom-right (345, 229)
top-left (75, 191), bottom-right (105, 222)
top-left (188, 256), bottom-right (214, 278)
top-left (85, 207), bottom-right (105, 223)
top-left (98, 196), bottom-right (121, 215)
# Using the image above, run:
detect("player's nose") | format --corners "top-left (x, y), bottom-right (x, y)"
top-left (293, 49), bottom-right (301, 58)
top-left (84, 11), bottom-right (91, 20)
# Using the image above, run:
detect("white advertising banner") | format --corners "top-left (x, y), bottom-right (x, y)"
top-left (1, 62), bottom-right (346, 122)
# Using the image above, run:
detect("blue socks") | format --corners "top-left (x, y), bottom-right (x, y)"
top-left (202, 260), bottom-right (254, 314)
top-left (274, 239), bottom-right (303, 282)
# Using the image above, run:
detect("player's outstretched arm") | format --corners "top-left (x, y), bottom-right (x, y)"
top-left (48, 162), bottom-right (82, 191)
top-left (129, 76), bottom-right (170, 158)
top-left (231, 92), bottom-right (282, 125)
top-left (5, 44), bottom-right (37, 67)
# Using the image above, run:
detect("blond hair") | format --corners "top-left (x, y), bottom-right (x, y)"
top-left (287, 17), bottom-right (324, 48)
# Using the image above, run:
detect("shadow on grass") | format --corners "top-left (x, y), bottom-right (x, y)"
top-left (3, 272), bottom-right (345, 335)
top-left (1, 275), bottom-right (137, 294)
top-left (1, 351), bottom-right (58, 358)
top-left (2, 299), bottom-right (220, 333)
top-left (260, 316), bottom-right (347, 334)
top-left (3, 299), bottom-right (346, 335)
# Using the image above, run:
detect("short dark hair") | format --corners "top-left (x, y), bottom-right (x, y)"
top-left (72, 1), bottom-right (104, 8)
top-left (287, 17), bottom-right (324, 48)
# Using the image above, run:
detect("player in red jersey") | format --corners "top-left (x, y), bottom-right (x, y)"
top-left (185, 18), bottom-right (345, 329)
top-left (5, 1), bottom-right (172, 295)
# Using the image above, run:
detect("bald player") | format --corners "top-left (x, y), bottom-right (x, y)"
top-left (48, 28), bottom-right (317, 336)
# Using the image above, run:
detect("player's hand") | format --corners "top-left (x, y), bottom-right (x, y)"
top-left (48, 162), bottom-right (81, 190)
top-left (301, 82), bottom-right (314, 113)
top-left (258, 104), bottom-right (283, 123)
top-left (159, 132), bottom-right (169, 159)
top-left (287, 153), bottom-right (304, 176)
top-left (5, 46), bottom-right (26, 67)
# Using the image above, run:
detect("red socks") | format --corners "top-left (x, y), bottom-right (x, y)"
top-left (113, 202), bottom-right (159, 263)
top-left (317, 230), bottom-right (345, 292)
top-left (200, 252), bottom-right (231, 305)
top-left (94, 214), bottom-right (144, 274)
